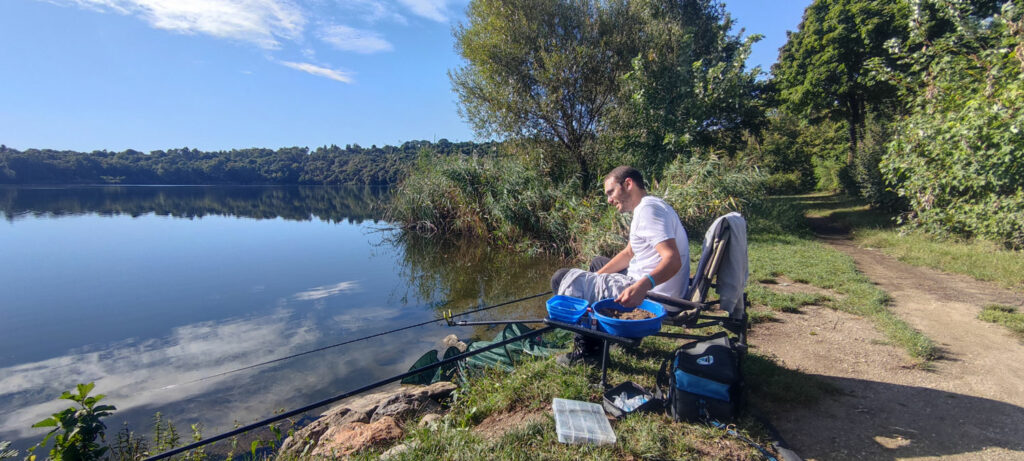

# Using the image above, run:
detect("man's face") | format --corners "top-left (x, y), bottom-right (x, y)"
top-left (604, 177), bottom-right (632, 213)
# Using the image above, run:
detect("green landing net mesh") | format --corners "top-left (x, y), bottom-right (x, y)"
top-left (401, 323), bottom-right (571, 385)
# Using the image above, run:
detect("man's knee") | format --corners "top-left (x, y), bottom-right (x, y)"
top-left (589, 256), bottom-right (611, 272)
top-left (551, 268), bottom-right (570, 293)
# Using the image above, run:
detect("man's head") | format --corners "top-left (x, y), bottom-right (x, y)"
top-left (603, 166), bottom-right (646, 213)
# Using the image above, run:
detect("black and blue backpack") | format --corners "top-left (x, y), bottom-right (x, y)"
top-left (658, 332), bottom-right (743, 422)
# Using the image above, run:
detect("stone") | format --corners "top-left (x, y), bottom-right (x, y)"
top-left (311, 416), bottom-right (403, 458)
top-left (418, 413), bottom-right (442, 428)
top-left (278, 382), bottom-right (458, 458)
top-left (442, 334), bottom-right (468, 352)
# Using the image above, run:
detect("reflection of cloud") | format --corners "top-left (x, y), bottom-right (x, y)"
top-left (332, 305), bottom-right (404, 330)
top-left (0, 310), bottom-right (319, 440)
top-left (292, 280), bottom-right (361, 301)
top-left (60, 0), bottom-right (306, 49)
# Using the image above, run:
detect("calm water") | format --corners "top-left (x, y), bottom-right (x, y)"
top-left (0, 185), bottom-right (556, 452)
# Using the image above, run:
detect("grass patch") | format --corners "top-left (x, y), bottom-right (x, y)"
top-left (796, 192), bottom-right (1024, 292)
top-left (747, 231), bottom-right (938, 361)
top-left (857, 230), bottom-right (1024, 291)
top-left (383, 328), bottom-right (780, 461)
top-left (978, 304), bottom-right (1024, 341)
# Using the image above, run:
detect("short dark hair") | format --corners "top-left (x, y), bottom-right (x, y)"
top-left (605, 166), bottom-right (645, 190)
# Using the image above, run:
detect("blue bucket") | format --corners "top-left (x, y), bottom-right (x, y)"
top-left (592, 299), bottom-right (666, 338)
top-left (546, 295), bottom-right (589, 323)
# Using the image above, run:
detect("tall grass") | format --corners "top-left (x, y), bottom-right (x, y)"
top-left (387, 153), bottom-right (607, 257)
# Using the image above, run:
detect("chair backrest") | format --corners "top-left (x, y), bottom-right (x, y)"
top-left (683, 213), bottom-right (748, 318)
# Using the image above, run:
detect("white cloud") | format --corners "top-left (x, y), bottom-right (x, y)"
top-left (292, 280), bottom-right (361, 300)
top-left (62, 0), bottom-right (307, 49)
top-left (337, 0), bottom-right (407, 24)
top-left (319, 24), bottom-right (394, 54)
top-left (397, 0), bottom-right (449, 22)
top-left (280, 61), bottom-right (355, 83)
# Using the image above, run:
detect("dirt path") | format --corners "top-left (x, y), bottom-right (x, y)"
top-left (750, 236), bottom-right (1024, 460)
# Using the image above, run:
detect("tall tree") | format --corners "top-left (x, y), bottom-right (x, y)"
top-left (772, 0), bottom-right (909, 164)
top-left (451, 0), bottom-right (761, 187)
top-left (451, 0), bottom-right (628, 187)
top-left (609, 0), bottom-right (765, 177)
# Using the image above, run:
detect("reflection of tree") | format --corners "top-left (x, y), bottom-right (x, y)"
top-left (0, 186), bottom-right (389, 223)
top-left (390, 232), bottom-right (563, 336)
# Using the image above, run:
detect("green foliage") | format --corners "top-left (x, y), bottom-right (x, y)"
top-left (609, 0), bottom-right (767, 176)
top-left (451, 0), bottom-right (766, 188)
top-left (387, 153), bottom-right (596, 256)
top-left (747, 112), bottom-right (846, 192)
top-left (111, 423), bottom-right (147, 461)
top-left (773, 0), bottom-right (908, 160)
top-left (452, 0), bottom-right (626, 188)
top-left (0, 140), bottom-right (498, 186)
top-left (852, 115), bottom-right (905, 211)
top-left (882, 1), bottom-right (1024, 248)
top-left (654, 153), bottom-right (767, 233)
top-left (29, 383), bottom-right (115, 461)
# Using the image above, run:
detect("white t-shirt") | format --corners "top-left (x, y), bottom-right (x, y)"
top-left (627, 196), bottom-right (689, 298)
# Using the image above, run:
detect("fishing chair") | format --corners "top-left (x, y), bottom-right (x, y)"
top-left (646, 212), bottom-right (749, 352)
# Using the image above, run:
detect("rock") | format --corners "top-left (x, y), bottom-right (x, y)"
top-left (278, 382), bottom-right (458, 458)
top-left (380, 441), bottom-right (416, 460)
top-left (418, 413), bottom-right (442, 428)
top-left (311, 416), bottom-right (403, 458)
top-left (442, 334), bottom-right (468, 352)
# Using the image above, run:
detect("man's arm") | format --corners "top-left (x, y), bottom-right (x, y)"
top-left (614, 239), bottom-right (682, 308)
top-left (596, 243), bottom-right (633, 274)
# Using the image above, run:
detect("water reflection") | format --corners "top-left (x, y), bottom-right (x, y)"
top-left (0, 185), bottom-right (562, 453)
top-left (0, 185), bottom-right (389, 223)
top-left (0, 309), bottom-right (320, 440)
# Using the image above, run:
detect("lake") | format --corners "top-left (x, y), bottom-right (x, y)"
top-left (0, 185), bottom-right (558, 453)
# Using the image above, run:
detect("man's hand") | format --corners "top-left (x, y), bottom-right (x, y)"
top-left (615, 280), bottom-right (649, 308)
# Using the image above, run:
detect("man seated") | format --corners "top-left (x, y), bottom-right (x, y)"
top-left (551, 166), bottom-right (689, 365)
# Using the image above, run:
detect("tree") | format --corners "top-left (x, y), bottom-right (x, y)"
top-left (609, 0), bottom-right (765, 177)
top-left (772, 0), bottom-right (909, 165)
top-left (452, 0), bottom-right (764, 187)
top-left (451, 0), bottom-right (629, 188)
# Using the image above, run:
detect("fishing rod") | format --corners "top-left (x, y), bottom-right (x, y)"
top-left (160, 291), bottom-right (551, 390)
top-left (143, 325), bottom-right (556, 461)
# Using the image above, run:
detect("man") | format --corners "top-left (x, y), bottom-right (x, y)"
top-left (551, 166), bottom-right (689, 365)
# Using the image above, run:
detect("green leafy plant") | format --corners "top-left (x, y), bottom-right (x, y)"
top-left (111, 423), bottom-right (148, 461)
top-left (29, 383), bottom-right (115, 461)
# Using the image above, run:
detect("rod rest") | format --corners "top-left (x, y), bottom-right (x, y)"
top-left (645, 292), bottom-right (704, 313)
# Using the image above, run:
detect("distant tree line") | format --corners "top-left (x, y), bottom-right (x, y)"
top-left (0, 185), bottom-right (389, 223)
top-left (0, 140), bottom-right (499, 186)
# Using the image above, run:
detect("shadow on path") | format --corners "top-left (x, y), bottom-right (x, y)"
top-left (767, 375), bottom-right (1024, 460)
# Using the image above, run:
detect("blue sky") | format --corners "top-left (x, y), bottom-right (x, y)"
top-left (0, 0), bottom-right (810, 153)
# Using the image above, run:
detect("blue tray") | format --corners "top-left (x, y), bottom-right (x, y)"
top-left (592, 299), bottom-right (665, 338)
top-left (546, 295), bottom-right (589, 323)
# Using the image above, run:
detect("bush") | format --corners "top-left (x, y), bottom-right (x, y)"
top-left (29, 383), bottom-right (115, 461)
top-left (762, 171), bottom-right (805, 195)
top-left (387, 153), bottom-right (591, 256)
top-left (654, 153), bottom-right (768, 233)
top-left (852, 117), bottom-right (905, 212)
top-left (882, 2), bottom-right (1024, 248)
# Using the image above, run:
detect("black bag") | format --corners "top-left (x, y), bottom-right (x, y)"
top-left (658, 332), bottom-right (743, 422)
